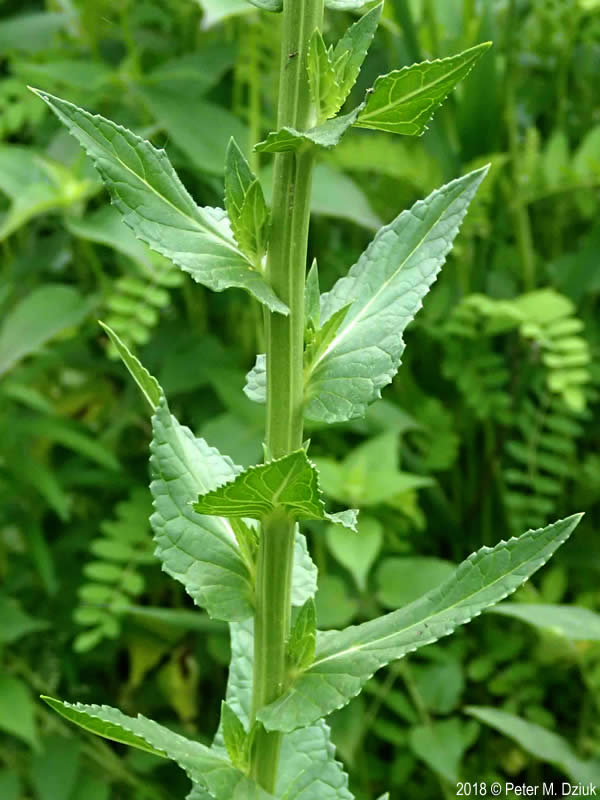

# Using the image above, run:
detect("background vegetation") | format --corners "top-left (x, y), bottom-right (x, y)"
top-left (1, 0), bottom-right (599, 797)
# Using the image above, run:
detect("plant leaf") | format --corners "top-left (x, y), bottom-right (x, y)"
top-left (99, 322), bottom-right (161, 410)
top-left (288, 599), bottom-right (317, 672)
top-left (326, 515), bottom-right (382, 592)
top-left (0, 285), bottom-right (91, 377)
top-left (151, 395), bottom-right (255, 621)
top-left (305, 260), bottom-right (321, 331)
top-left (355, 43), bottom-right (492, 135)
top-left (32, 89), bottom-right (287, 314)
top-left (465, 706), bottom-right (600, 786)
top-left (41, 697), bottom-right (272, 799)
top-left (193, 450), bottom-right (358, 531)
top-left (224, 138), bottom-right (269, 262)
top-left (325, 0), bottom-right (372, 9)
top-left (247, 0), bottom-right (282, 9)
top-left (305, 167), bottom-right (488, 424)
top-left (308, 31), bottom-right (344, 122)
top-left (221, 702), bottom-right (249, 771)
top-left (257, 515), bottom-right (582, 732)
top-left (488, 602), bottom-right (600, 640)
top-left (254, 106), bottom-right (362, 153)
top-left (331, 4), bottom-right (382, 105)
top-left (244, 353), bottom-right (267, 404)
top-left (219, 619), bottom-right (354, 800)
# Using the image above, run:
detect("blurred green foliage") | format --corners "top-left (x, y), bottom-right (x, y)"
top-left (1, 0), bottom-right (599, 798)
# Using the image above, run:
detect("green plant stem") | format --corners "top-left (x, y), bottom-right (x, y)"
top-left (504, 0), bottom-right (536, 291)
top-left (250, 0), bottom-right (323, 792)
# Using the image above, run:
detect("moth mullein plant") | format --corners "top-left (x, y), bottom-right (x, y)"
top-left (32, 1), bottom-right (582, 797)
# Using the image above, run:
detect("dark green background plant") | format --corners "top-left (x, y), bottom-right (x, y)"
top-left (1, 1), bottom-right (599, 798)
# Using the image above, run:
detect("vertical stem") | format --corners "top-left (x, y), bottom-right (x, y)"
top-left (250, 0), bottom-right (323, 792)
top-left (504, 0), bottom-right (536, 291)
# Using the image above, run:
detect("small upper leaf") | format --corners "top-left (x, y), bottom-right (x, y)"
top-left (257, 515), bottom-right (582, 732)
top-left (254, 106), bottom-right (362, 154)
top-left (331, 4), bottom-right (382, 105)
top-left (288, 598), bottom-right (317, 672)
top-left (355, 43), bottom-right (492, 135)
top-left (308, 31), bottom-right (344, 123)
top-left (305, 167), bottom-right (488, 424)
top-left (221, 702), bottom-right (249, 771)
top-left (32, 89), bottom-right (287, 314)
top-left (193, 450), bottom-right (358, 531)
top-left (224, 138), bottom-right (269, 263)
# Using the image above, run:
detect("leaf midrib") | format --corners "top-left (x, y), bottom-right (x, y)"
top-left (310, 524), bottom-right (571, 669)
top-left (358, 46), bottom-right (482, 122)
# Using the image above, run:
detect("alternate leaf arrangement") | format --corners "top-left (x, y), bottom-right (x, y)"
top-left (31, 1), bottom-right (582, 797)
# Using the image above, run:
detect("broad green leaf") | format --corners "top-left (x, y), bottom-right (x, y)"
top-left (314, 434), bottom-right (433, 507)
top-left (465, 706), bottom-right (600, 786)
top-left (308, 31), bottom-right (344, 123)
top-left (257, 515), bottom-right (582, 732)
top-left (331, 4), bottom-right (382, 104)
top-left (409, 718), bottom-right (479, 785)
top-left (142, 46), bottom-right (235, 97)
top-left (33, 90), bottom-right (287, 314)
top-left (0, 285), bottom-right (91, 377)
top-left (356, 43), bottom-right (491, 135)
top-left (0, 12), bottom-right (67, 54)
top-left (30, 737), bottom-right (81, 800)
top-left (151, 396), bottom-right (254, 621)
top-left (224, 138), bottom-right (269, 262)
top-left (488, 603), bottom-right (600, 640)
top-left (305, 167), bottom-right (488, 423)
top-left (0, 676), bottom-right (38, 747)
top-left (41, 698), bottom-right (271, 799)
top-left (326, 515), bottom-right (382, 591)
top-left (376, 557), bottom-right (455, 609)
top-left (0, 145), bottom-right (96, 240)
top-left (288, 599), bottom-right (317, 672)
top-left (66, 205), bottom-right (157, 271)
top-left (254, 106), bottom-right (362, 153)
top-left (99, 323), bottom-right (162, 410)
top-left (316, 575), bottom-right (359, 629)
top-left (219, 619), bottom-right (354, 800)
top-left (193, 450), bottom-right (358, 531)
top-left (139, 88), bottom-right (249, 177)
top-left (0, 596), bottom-right (48, 644)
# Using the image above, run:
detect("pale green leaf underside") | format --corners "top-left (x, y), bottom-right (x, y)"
top-left (32, 89), bottom-right (287, 314)
top-left (258, 515), bottom-right (581, 732)
top-left (488, 602), bottom-right (600, 640)
top-left (305, 166), bottom-right (488, 424)
top-left (355, 42), bottom-right (491, 135)
top-left (465, 706), bottom-right (600, 786)
top-left (244, 353), bottom-right (266, 404)
top-left (151, 395), bottom-right (254, 622)
top-left (41, 697), bottom-right (272, 799)
top-left (193, 450), bottom-right (358, 532)
top-left (325, 0), bottom-right (372, 8)
top-left (254, 107), bottom-right (362, 154)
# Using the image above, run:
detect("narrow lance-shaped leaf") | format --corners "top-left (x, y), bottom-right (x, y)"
top-left (221, 702), bottom-right (249, 771)
top-left (288, 598), bottom-right (317, 672)
top-left (193, 450), bottom-right (358, 531)
top-left (488, 602), bottom-right (600, 640)
top-left (41, 698), bottom-right (273, 800)
top-left (224, 138), bottom-right (269, 263)
top-left (32, 89), bottom-right (287, 315)
top-left (331, 4), bottom-right (382, 105)
top-left (305, 166), bottom-right (489, 424)
top-left (257, 515), bottom-right (582, 732)
top-left (308, 31), bottom-right (344, 123)
top-left (355, 43), bottom-right (491, 135)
